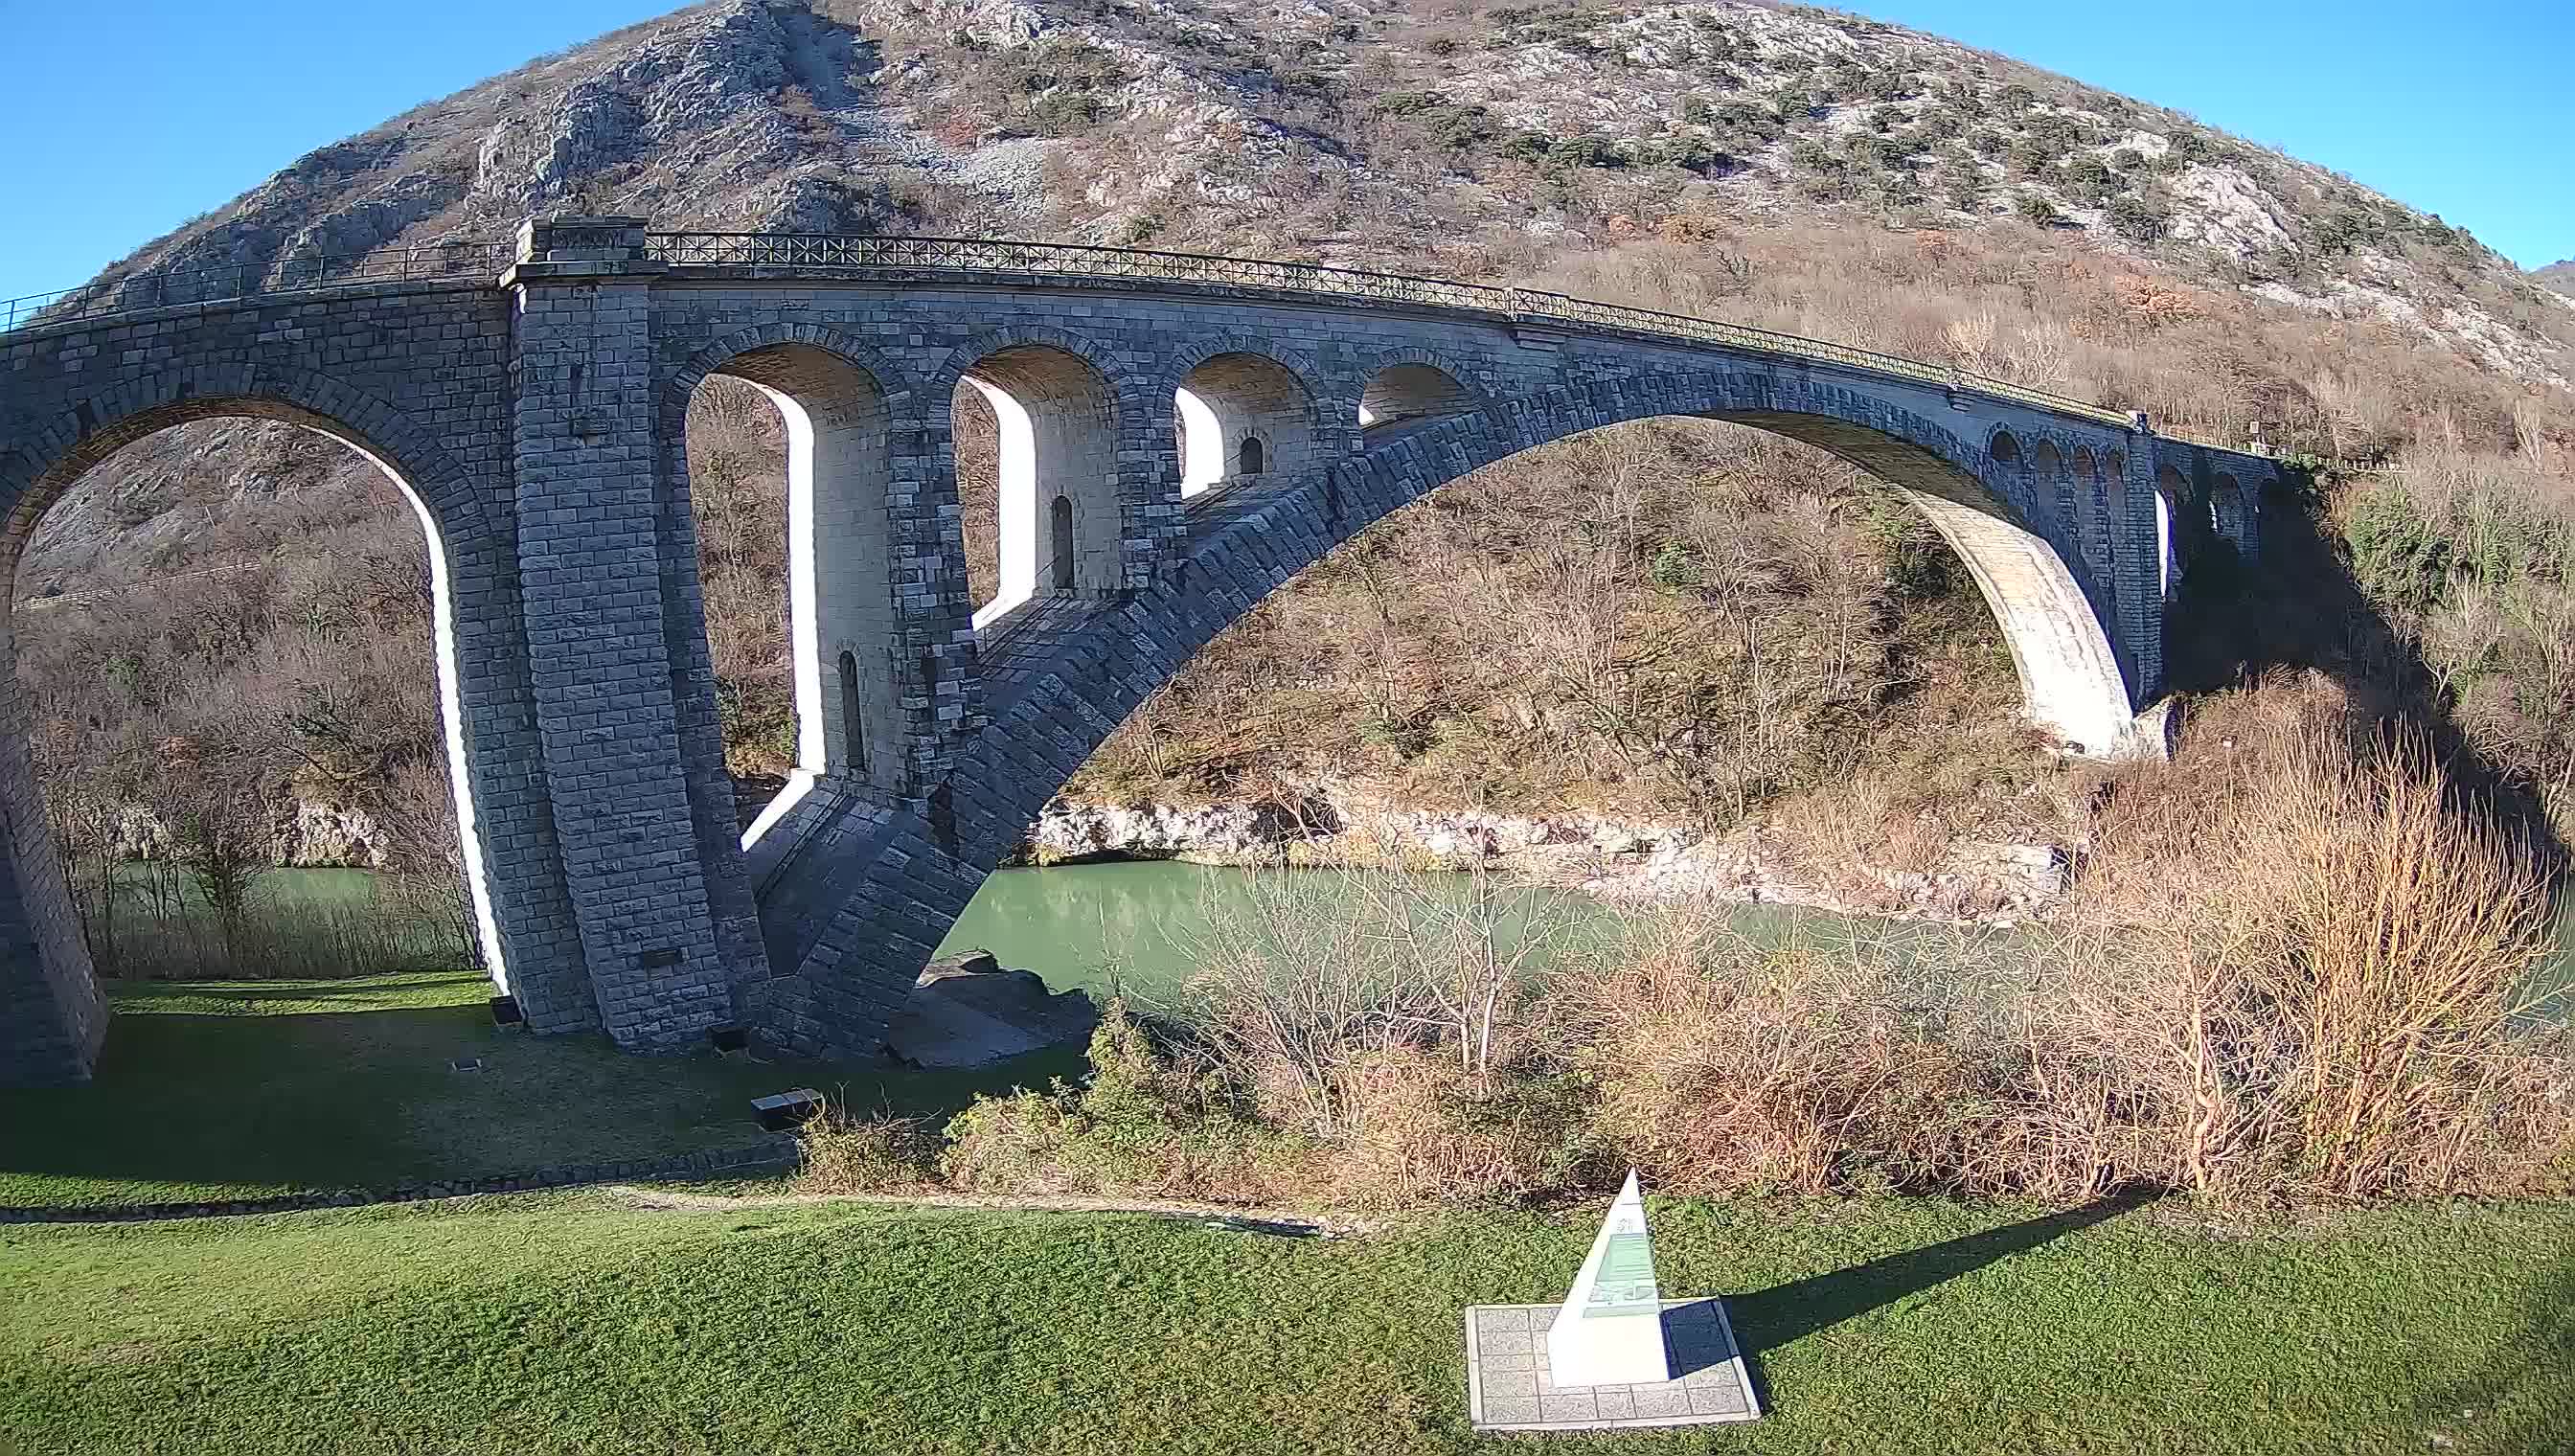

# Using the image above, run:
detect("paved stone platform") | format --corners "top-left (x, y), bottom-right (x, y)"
top-left (1464, 1300), bottom-right (1761, 1432)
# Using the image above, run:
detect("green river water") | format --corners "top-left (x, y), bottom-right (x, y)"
top-left (925, 860), bottom-right (2011, 1003)
top-left (152, 861), bottom-right (2575, 1017)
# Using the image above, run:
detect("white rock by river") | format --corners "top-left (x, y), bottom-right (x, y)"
top-left (105, 796), bottom-right (392, 869)
top-left (1017, 788), bottom-right (2069, 927)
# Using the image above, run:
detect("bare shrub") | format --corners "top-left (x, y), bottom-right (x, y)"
top-left (1170, 871), bottom-right (1432, 1141)
top-left (1554, 915), bottom-right (2012, 1196)
top-left (794, 1107), bottom-right (945, 1194)
top-left (155, 693), bottom-right (285, 956)
top-left (2245, 741), bottom-right (2556, 1195)
top-left (1315, 1045), bottom-right (1576, 1209)
top-left (374, 757), bottom-right (481, 968)
top-left (1764, 779), bottom-right (1952, 908)
top-left (940, 1002), bottom-right (1313, 1202)
top-left (2075, 707), bottom-right (2572, 1199)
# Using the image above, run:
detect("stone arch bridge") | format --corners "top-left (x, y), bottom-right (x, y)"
top-left (0, 216), bottom-right (2280, 1082)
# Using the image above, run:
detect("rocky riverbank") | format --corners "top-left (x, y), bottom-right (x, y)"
top-left (219, 781), bottom-right (2070, 926)
top-left (101, 796), bottom-right (393, 870)
top-left (1013, 789), bottom-right (2070, 926)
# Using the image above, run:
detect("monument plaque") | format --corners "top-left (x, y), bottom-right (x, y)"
top-left (1462, 1169), bottom-right (1763, 1433)
top-left (1548, 1169), bottom-right (1670, 1386)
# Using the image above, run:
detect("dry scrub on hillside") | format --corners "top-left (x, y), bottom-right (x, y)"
top-left (1063, 413), bottom-right (2039, 840)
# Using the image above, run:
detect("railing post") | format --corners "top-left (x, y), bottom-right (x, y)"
top-left (514, 215), bottom-right (650, 266)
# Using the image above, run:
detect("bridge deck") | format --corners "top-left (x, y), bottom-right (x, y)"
top-left (4, 230), bottom-right (2181, 440)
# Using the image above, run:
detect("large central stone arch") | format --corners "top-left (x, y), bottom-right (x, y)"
top-left (754, 368), bottom-right (2144, 1058)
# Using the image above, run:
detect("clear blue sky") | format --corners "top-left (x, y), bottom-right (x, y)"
top-left (0, 0), bottom-right (672, 303)
top-left (0, 0), bottom-right (2566, 304)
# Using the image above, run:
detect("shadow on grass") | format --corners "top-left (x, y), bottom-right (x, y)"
top-left (1722, 1192), bottom-right (2152, 1414)
top-left (2408, 1236), bottom-right (2575, 1454)
top-left (0, 981), bottom-right (1080, 1207)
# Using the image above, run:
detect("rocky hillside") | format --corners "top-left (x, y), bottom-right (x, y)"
top-left (2540, 261), bottom-right (2575, 299)
top-left (57, 0), bottom-right (2574, 384)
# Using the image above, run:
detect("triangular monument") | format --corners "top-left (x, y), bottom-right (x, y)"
top-left (1461, 1167), bottom-right (1761, 1431)
top-left (1546, 1169), bottom-right (1672, 1386)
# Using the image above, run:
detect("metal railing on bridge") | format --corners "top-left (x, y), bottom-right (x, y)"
top-left (0, 239), bottom-right (515, 334)
top-left (4, 230), bottom-right (2140, 431)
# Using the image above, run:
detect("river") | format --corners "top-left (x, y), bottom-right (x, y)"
top-left (927, 860), bottom-right (2017, 1004)
top-left (139, 862), bottom-right (2575, 1019)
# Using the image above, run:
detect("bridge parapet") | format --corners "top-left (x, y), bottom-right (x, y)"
top-left (623, 228), bottom-right (2137, 429)
top-left (13, 218), bottom-right (2166, 440)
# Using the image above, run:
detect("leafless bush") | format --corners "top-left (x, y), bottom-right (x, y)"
top-left (374, 757), bottom-right (481, 968)
top-left (1169, 871), bottom-right (1432, 1141)
top-left (795, 1106), bottom-right (946, 1194)
top-left (1552, 914), bottom-right (2042, 1196)
top-left (2073, 725), bottom-right (2566, 1199)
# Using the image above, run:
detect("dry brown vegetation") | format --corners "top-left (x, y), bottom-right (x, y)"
top-left (803, 716), bottom-right (2574, 1210)
top-left (1067, 411), bottom-right (2035, 835)
top-left (15, 458), bottom-right (475, 979)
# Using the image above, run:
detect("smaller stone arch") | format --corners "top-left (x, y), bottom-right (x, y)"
top-left (2033, 438), bottom-right (2064, 479)
top-left (1988, 427), bottom-right (2024, 468)
top-left (2209, 471), bottom-right (2248, 554)
top-left (1355, 348), bottom-right (1484, 439)
top-left (663, 322), bottom-right (918, 425)
top-left (2153, 462), bottom-right (2190, 598)
top-left (2065, 444), bottom-right (2112, 618)
top-left (925, 322), bottom-right (1150, 404)
top-left (1159, 332), bottom-right (1328, 397)
top-left (944, 337), bottom-right (1125, 627)
top-left (1175, 350), bottom-right (1317, 497)
top-left (676, 342), bottom-right (911, 850)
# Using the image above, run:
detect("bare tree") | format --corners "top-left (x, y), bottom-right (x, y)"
top-left (374, 756), bottom-right (480, 968)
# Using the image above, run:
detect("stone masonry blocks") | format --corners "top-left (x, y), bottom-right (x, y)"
top-left (0, 253), bottom-right (2282, 1081)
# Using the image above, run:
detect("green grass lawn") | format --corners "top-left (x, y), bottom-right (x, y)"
top-left (2, 1191), bottom-right (2569, 1455)
top-left (0, 970), bottom-right (1080, 1208)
